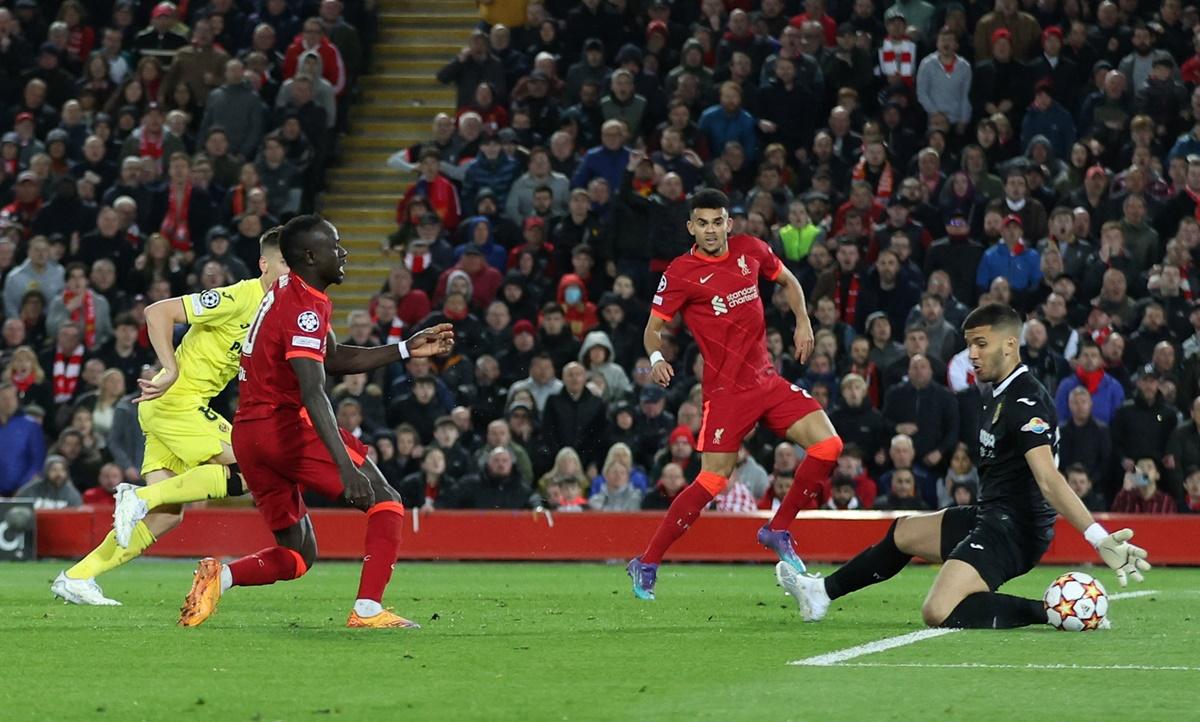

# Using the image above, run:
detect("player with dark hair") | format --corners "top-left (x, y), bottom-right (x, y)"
top-left (778, 303), bottom-right (1151, 628)
top-left (627, 187), bottom-right (844, 600)
top-left (177, 215), bottom-right (454, 628)
top-left (52, 228), bottom-right (290, 606)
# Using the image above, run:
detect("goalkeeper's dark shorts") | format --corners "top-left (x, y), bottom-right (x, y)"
top-left (940, 505), bottom-right (1054, 591)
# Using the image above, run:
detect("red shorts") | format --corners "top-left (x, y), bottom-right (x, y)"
top-left (697, 375), bottom-right (822, 453)
top-left (232, 418), bottom-right (371, 531)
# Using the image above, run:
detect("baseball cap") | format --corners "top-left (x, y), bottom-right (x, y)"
top-left (479, 131), bottom-right (500, 145)
top-left (1042, 26), bottom-right (1063, 42)
top-left (523, 216), bottom-right (545, 231)
top-left (151, 1), bottom-right (176, 19)
top-left (1, 132), bottom-right (18, 144)
top-left (16, 171), bottom-right (37, 184)
top-left (13, 111), bottom-right (33, 125)
top-left (865, 311), bottom-right (889, 331)
top-left (462, 246), bottom-right (485, 257)
top-left (497, 127), bottom-right (517, 143)
top-left (640, 385), bottom-right (666, 403)
top-left (1002, 214), bottom-right (1023, 227)
top-left (584, 37), bottom-right (604, 52)
top-left (991, 28), bottom-right (1012, 45)
top-left (512, 319), bottom-right (535, 337)
top-left (1085, 165), bottom-right (1108, 181)
top-left (646, 20), bottom-right (668, 38)
top-left (884, 6), bottom-right (906, 20)
top-left (1135, 365), bottom-right (1163, 382)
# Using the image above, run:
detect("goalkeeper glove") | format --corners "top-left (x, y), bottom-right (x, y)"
top-left (1085, 524), bottom-right (1152, 588)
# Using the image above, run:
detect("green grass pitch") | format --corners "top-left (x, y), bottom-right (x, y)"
top-left (3, 561), bottom-right (1197, 721)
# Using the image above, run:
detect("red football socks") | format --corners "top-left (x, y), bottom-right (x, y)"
top-left (768, 436), bottom-right (843, 531)
top-left (228, 546), bottom-right (307, 586)
top-left (356, 501), bottom-right (405, 603)
top-left (640, 475), bottom-right (719, 564)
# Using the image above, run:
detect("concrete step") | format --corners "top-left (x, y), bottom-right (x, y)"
top-left (368, 58), bottom-right (445, 74)
top-left (378, 9), bottom-right (478, 21)
top-left (351, 106), bottom-right (454, 122)
top-left (323, 205), bottom-right (398, 219)
top-left (374, 44), bottom-right (460, 58)
top-left (378, 0), bottom-right (476, 11)
top-left (343, 134), bottom-right (429, 150)
top-left (360, 87), bottom-right (454, 103)
top-left (377, 27), bottom-right (469, 43)
top-left (325, 190), bottom-right (405, 203)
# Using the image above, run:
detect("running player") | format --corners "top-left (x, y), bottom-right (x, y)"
top-left (777, 304), bottom-right (1151, 628)
top-left (51, 228), bottom-right (290, 605)
top-left (627, 187), bottom-right (844, 600)
top-left (177, 215), bottom-right (454, 629)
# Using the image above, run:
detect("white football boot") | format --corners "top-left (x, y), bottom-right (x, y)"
top-left (776, 562), bottom-right (830, 622)
top-left (51, 572), bottom-right (121, 606)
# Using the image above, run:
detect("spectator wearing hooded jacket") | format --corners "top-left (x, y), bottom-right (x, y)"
top-left (555, 273), bottom-right (597, 341)
top-left (579, 330), bottom-right (632, 404)
top-left (454, 216), bottom-right (507, 272)
top-left (199, 58), bottom-right (266, 159)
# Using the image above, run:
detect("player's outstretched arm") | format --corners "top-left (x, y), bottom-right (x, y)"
top-left (644, 314), bottom-right (674, 387)
top-left (290, 356), bottom-right (374, 508)
top-left (133, 297), bottom-right (189, 402)
top-left (1026, 445), bottom-right (1151, 587)
top-left (773, 265), bottom-right (813, 363)
top-left (323, 323), bottom-right (455, 375)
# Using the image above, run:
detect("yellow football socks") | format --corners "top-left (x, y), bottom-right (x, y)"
top-left (136, 465), bottom-right (228, 511)
top-left (66, 523), bottom-right (156, 580)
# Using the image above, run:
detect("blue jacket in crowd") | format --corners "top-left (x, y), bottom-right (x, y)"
top-left (698, 105), bottom-right (758, 163)
top-left (0, 413), bottom-right (46, 495)
top-left (571, 145), bottom-right (631, 193)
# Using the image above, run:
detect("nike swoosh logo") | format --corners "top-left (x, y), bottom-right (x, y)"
top-left (699, 273), bottom-right (714, 283)
top-left (970, 543), bottom-right (984, 550)
top-left (1017, 397), bottom-right (1036, 406)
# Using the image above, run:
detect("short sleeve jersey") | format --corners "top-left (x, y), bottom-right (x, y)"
top-left (977, 364), bottom-right (1058, 529)
top-left (650, 234), bottom-right (783, 396)
top-left (235, 273), bottom-right (332, 422)
top-left (160, 278), bottom-right (265, 403)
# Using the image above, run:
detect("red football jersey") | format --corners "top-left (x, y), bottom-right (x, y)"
top-left (650, 234), bottom-right (782, 396)
top-left (235, 273), bottom-right (332, 422)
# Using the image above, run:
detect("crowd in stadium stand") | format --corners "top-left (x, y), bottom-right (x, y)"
top-left (1, 1), bottom-right (1199, 518)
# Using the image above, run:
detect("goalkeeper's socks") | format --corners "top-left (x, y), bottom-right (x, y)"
top-left (640, 478), bottom-right (717, 564)
top-left (66, 523), bottom-right (156, 579)
top-left (356, 501), bottom-right (405, 603)
top-left (824, 519), bottom-right (911, 600)
top-left (767, 436), bottom-right (841, 531)
top-left (940, 592), bottom-right (1048, 629)
top-left (228, 547), bottom-right (307, 586)
top-left (136, 464), bottom-right (228, 510)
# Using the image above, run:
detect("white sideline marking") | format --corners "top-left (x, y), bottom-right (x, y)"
top-left (788, 590), bottom-right (1161, 667)
top-left (834, 662), bottom-right (1200, 672)
top-left (788, 628), bottom-right (960, 666)
top-left (1108, 589), bottom-right (1159, 601)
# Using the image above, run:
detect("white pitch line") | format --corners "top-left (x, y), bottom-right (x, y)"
top-left (1108, 589), bottom-right (1159, 601)
top-left (788, 590), bottom-right (1162, 667)
top-left (834, 662), bottom-right (1200, 672)
top-left (788, 628), bottom-right (960, 666)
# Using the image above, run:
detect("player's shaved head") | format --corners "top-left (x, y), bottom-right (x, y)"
top-left (259, 225), bottom-right (282, 254)
top-left (280, 214), bottom-right (332, 268)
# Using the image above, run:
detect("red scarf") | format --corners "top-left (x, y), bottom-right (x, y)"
top-left (1010, 240), bottom-right (1026, 255)
top-left (64, 289), bottom-right (97, 347)
top-left (1075, 366), bottom-right (1104, 394)
top-left (405, 251), bottom-right (430, 273)
top-left (387, 316), bottom-right (404, 344)
top-left (53, 343), bottom-right (85, 402)
top-left (853, 159), bottom-right (894, 200)
top-left (10, 371), bottom-right (34, 395)
top-left (160, 183), bottom-right (192, 252)
top-left (834, 270), bottom-right (861, 326)
top-left (139, 127), bottom-right (164, 159)
top-left (229, 186), bottom-right (248, 218)
top-left (633, 178), bottom-right (655, 197)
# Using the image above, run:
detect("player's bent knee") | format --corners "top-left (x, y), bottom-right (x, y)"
top-left (806, 434), bottom-right (844, 461)
top-left (921, 600), bottom-right (949, 628)
top-left (145, 509), bottom-right (184, 537)
top-left (694, 470), bottom-right (728, 495)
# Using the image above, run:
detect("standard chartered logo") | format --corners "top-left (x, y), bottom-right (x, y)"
top-left (711, 285), bottom-right (758, 316)
top-left (711, 295), bottom-right (728, 315)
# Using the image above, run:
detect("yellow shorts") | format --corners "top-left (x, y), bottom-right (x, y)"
top-left (138, 397), bottom-right (232, 476)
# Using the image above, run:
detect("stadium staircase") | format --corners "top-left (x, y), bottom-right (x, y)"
top-left (321, 0), bottom-right (477, 333)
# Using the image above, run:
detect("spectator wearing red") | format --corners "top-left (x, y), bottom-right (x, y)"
top-left (789, 0), bottom-right (836, 47)
top-left (878, 7), bottom-right (917, 89)
top-left (283, 17), bottom-right (346, 97)
top-left (507, 216), bottom-right (555, 271)
top-left (434, 247), bottom-right (501, 309)
top-left (399, 147), bottom-right (461, 232)
top-left (58, 1), bottom-right (95, 68)
top-left (1, 172), bottom-right (44, 237)
top-left (1110, 459), bottom-right (1177, 514)
top-left (82, 463), bottom-right (123, 506)
top-left (555, 273), bottom-right (597, 341)
top-left (458, 81), bottom-right (508, 132)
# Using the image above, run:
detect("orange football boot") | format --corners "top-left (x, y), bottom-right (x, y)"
top-left (346, 608), bottom-right (421, 629)
top-left (178, 558), bottom-right (223, 627)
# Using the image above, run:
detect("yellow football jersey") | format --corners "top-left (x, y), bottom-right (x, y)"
top-left (158, 278), bottom-right (266, 404)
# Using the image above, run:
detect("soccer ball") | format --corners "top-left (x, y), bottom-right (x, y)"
top-left (1043, 571), bottom-right (1108, 631)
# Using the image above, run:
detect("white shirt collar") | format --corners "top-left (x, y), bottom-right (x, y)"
top-left (992, 364), bottom-right (1028, 397)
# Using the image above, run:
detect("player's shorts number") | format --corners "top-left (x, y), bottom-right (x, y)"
top-left (241, 289), bottom-right (276, 356)
top-left (198, 406), bottom-right (220, 422)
